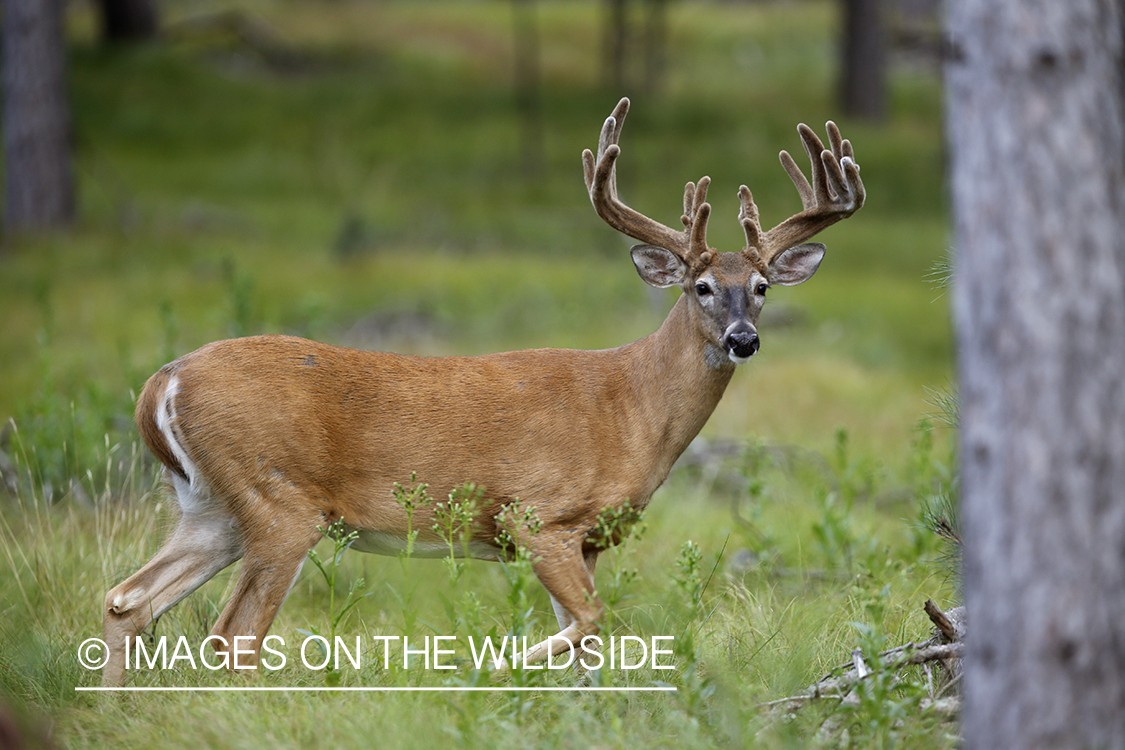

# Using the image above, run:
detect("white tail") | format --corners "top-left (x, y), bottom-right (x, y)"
top-left (102, 98), bottom-right (864, 685)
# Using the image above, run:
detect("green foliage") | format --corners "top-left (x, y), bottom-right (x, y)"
top-left (671, 539), bottom-right (715, 721)
top-left (389, 474), bottom-right (433, 639)
top-left (494, 500), bottom-right (543, 647)
top-left (432, 483), bottom-right (483, 586)
top-left (914, 416), bottom-right (962, 593)
top-left (393, 473), bottom-right (432, 560)
top-left (431, 484), bottom-right (487, 647)
top-left (589, 502), bottom-right (645, 644)
top-left (301, 519), bottom-right (372, 685)
top-left (0, 425), bottom-right (960, 747)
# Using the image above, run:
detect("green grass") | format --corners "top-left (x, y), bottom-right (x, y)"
top-left (0, 1), bottom-right (956, 747)
top-left (1, 425), bottom-right (958, 749)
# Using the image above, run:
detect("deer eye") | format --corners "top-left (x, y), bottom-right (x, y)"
top-left (755, 283), bottom-right (770, 296)
top-left (695, 282), bottom-right (712, 297)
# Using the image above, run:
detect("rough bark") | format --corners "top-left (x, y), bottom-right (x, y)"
top-left (946, 1), bottom-right (1125, 748)
top-left (3, 0), bottom-right (75, 233)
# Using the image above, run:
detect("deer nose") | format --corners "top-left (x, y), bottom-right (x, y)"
top-left (724, 328), bottom-right (760, 362)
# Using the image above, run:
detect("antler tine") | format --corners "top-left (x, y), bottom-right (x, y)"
top-left (683, 177), bottom-right (713, 260)
top-left (758, 120), bottom-right (865, 265)
top-left (738, 185), bottom-right (764, 254)
top-left (583, 98), bottom-right (711, 264)
top-left (682, 181), bottom-right (696, 227)
top-left (583, 98), bottom-right (629, 195)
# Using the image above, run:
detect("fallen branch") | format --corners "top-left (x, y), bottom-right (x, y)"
top-left (759, 600), bottom-right (965, 713)
top-left (758, 641), bottom-right (963, 710)
top-left (925, 599), bottom-right (956, 640)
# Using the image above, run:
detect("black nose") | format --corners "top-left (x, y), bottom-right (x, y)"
top-left (726, 330), bottom-right (760, 359)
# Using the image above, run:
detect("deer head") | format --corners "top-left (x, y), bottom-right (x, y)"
top-left (583, 98), bottom-right (865, 365)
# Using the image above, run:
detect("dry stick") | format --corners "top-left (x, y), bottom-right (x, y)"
top-left (760, 599), bottom-right (966, 718)
top-left (758, 642), bottom-right (964, 709)
top-left (925, 598), bottom-right (956, 641)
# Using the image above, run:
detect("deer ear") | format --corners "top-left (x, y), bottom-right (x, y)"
top-left (631, 244), bottom-right (688, 288)
top-left (767, 242), bottom-right (825, 286)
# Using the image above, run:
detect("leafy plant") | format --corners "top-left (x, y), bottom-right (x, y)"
top-left (836, 585), bottom-right (929, 749)
top-left (301, 518), bottom-right (370, 685)
top-left (494, 500), bottom-right (543, 652)
top-left (493, 499), bottom-right (545, 708)
top-left (383, 473), bottom-right (435, 642)
top-left (432, 483), bottom-right (485, 640)
top-left (589, 502), bottom-right (645, 649)
top-left (672, 540), bottom-right (717, 722)
top-left (432, 483), bottom-right (482, 586)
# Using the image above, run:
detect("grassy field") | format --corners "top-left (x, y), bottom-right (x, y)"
top-left (0, 1), bottom-right (957, 747)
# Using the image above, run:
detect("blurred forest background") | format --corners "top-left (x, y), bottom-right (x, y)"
top-left (1, 0), bottom-right (948, 486)
top-left (0, 1), bottom-right (959, 748)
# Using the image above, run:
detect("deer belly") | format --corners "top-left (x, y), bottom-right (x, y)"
top-left (347, 528), bottom-right (502, 561)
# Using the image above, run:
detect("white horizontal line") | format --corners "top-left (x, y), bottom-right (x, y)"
top-left (76, 685), bottom-right (676, 693)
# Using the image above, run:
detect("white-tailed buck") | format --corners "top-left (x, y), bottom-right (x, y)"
top-left (103, 98), bottom-right (863, 685)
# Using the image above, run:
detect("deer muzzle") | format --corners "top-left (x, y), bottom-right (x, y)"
top-left (723, 324), bottom-right (760, 364)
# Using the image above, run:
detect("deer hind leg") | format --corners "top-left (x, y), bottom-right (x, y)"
top-left (102, 512), bottom-right (243, 686)
top-left (506, 539), bottom-right (601, 668)
top-left (208, 507), bottom-right (324, 671)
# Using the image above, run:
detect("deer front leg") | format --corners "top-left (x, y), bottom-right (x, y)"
top-left (548, 551), bottom-right (601, 669)
top-left (500, 538), bottom-right (601, 670)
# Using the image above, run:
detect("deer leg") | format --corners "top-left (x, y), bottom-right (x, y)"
top-left (102, 513), bottom-right (243, 686)
top-left (208, 518), bottom-right (322, 672)
top-left (547, 551), bottom-right (597, 629)
top-left (548, 551), bottom-right (601, 668)
top-left (505, 539), bottom-right (601, 669)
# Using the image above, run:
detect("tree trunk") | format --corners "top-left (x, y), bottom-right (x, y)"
top-left (642, 0), bottom-right (668, 96)
top-left (602, 0), bottom-right (630, 93)
top-left (946, 1), bottom-right (1125, 749)
top-left (511, 0), bottom-right (544, 177)
top-left (96, 0), bottom-right (159, 43)
top-left (839, 0), bottom-right (886, 121)
top-left (3, 0), bottom-right (75, 233)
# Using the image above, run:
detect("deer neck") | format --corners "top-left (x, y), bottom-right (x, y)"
top-left (624, 293), bottom-right (737, 460)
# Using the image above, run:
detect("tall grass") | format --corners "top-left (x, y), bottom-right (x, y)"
top-left (0, 417), bottom-right (957, 749)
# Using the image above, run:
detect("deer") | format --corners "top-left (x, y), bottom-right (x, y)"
top-left (102, 98), bottom-right (864, 686)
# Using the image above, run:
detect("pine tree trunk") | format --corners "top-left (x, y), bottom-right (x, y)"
top-left (512, 0), bottom-right (544, 177)
top-left (840, 0), bottom-right (886, 122)
top-left (96, 0), bottom-right (159, 43)
top-left (946, 1), bottom-right (1125, 748)
top-left (641, 0), bottom-right (667, 96)
top-left (602, 0), bottom-right (629, 93)
top-left (3, 0), bottom-right (75, 233)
